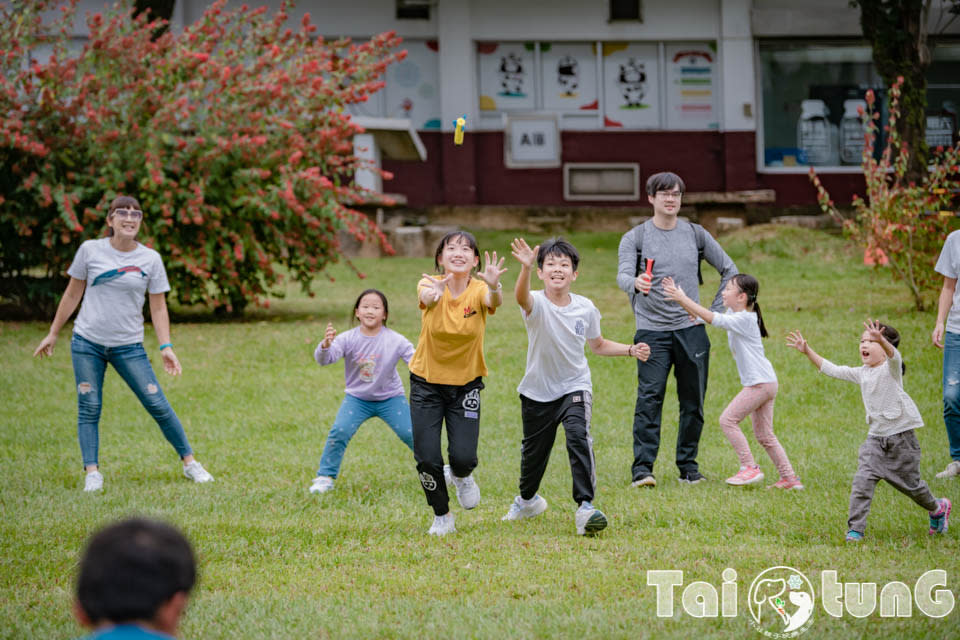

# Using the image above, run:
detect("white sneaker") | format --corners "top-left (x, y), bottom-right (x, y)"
top-left (83, 471), bottom-right (103, 492)
top-left (444, 464), bottom-right (480, 510)
top-left (427, 512), bottom-right (456, 536)
top-left (309, 475), bottom-right (335, 494)
top-left (183, 460), bottom-right (214, 483)
top-left (575, 502), bottom-right (608, 536)
top-left (502, 494), bottom-right (548, 521)
top-left (936, 460), bottom-right (960, 479)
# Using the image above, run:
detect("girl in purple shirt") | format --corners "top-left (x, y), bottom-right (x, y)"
top-left (309, 289), bottom-right (415, 494)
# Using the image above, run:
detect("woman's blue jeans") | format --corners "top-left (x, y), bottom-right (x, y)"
top-left (944, 332), bottom-right (960, 461)
top-left (316, 394), bottom-right (414, 478)
top-left (71, 333), bottom-right (193, 467)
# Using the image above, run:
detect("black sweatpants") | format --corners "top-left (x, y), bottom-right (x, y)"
top-left (631, 324), bottom-right (710, 480)
top-left (518, 391), bottom-right (596, 506)
top-left (410, 373), bottom-right (483, 516)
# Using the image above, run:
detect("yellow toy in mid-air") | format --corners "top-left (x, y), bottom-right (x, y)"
top-left (454, 115), bottom-right (466, 145)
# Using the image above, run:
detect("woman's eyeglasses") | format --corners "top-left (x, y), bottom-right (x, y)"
top-left (113, 209), bottom-right (143, 220)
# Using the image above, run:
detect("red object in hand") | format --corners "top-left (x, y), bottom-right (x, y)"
top-left (642, 257), bottom-right (655, 296)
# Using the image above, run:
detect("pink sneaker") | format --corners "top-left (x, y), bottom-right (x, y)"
top-left (726, 466), bottom-right (764, 486)
top-left (768, 476), bottom-right (804, 490)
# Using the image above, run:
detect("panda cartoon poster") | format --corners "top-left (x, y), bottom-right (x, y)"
top-left (541, 43), bottom-right (598, 112)
top-left (478, 42), bottom-right (536, 112)
top-left (602, 42), bottom-right (659, 128)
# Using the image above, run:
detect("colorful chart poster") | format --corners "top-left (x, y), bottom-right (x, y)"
top-left (602, 42), bottom-right (659, 128)
top-left (665, 42), bottom-right (718, 130)
top-left (540, 43), bottom-right (598, 112)
top-left (477, 42), bottom-right (536, 112)
top-left (385, 40), bottom-right (441, 130)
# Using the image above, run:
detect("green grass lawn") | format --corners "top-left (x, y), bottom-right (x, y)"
top-left (1, 225), bottom-right (958, 639)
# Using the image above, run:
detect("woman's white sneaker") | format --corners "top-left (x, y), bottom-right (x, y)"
top-left (427, 512), bottom-right (456, 536)
top-left (83, 471), bottom-right (104, 492)
top-left (183, 460), bottom-right (214, 483)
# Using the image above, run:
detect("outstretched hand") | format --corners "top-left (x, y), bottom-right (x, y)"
top-left (661, 276), bottom-right (685, 302)
top-left (510, 238), bottom-right (539, 269)
top-left (863, 318), bottom-right (885, 344)
top-left (786, 330), bottom-right (808, 353)
top-left (478, 251), bottom-right (507, 288)
top-left (420, 273), bottom-right (453, 303)
top-left (320, 322), bottom-right (337, 349)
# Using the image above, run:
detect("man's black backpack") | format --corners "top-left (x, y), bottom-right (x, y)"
top-left (632, 219), bottom-right (708, 285)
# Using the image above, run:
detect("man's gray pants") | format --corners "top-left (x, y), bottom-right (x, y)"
top-left (848, 430), bottom-right (938, 534)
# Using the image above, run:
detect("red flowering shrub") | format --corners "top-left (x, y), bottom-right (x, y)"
top-left (810, 76), bottom-right (960, 311)
top-left (0, 0), bottom-right (403, 313)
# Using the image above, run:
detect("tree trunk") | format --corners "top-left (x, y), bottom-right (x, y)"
top-left (859, 0), bottom-right (930, 184)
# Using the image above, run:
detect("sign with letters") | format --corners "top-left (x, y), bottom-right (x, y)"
top-left (504, 114), bottom-right (560, 168)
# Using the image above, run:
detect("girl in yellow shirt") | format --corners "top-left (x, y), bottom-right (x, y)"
top-left (410, 231), bottom-right (506, 535)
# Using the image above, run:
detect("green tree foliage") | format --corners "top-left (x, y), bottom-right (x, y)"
top-left (811, 77), bottom-right (960, 311)
top-left (0, 0), bottom-right (404, 314)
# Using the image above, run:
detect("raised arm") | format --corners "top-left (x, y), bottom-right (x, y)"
top-left (510, 238), bottom-right (537, 314)
top-left (419, 273), bottom-right (451, 309)
top-left (932, 276), bottom-right (956, 349)
top-left (702, 231), bottom-right (738, 312)
top-left (662, 276), bottom-right (714, 324)
top-left (33, 277), bottom-right (86, 358)
top-left (786, 330), bottom-right (824, 370)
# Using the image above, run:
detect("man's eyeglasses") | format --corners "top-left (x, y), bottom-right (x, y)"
top-left (113, 209), bottom-right (143, 220)
top-left (655, 190), bottom-right (683, 199)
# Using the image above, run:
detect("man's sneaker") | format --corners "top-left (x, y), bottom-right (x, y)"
top-left (929, 498), bottom-right (952, 534)
top-left (767, 476), bottom-right (805, 490)
top-left (183, 460), bottom-right (214, 483)
top-left (631, 475), bottom-right (656, 488)
top-left (83, 471), bottom-right (103, 492)
top-left (726, 466), bottom-right (764, 486)
top-left (845, 530), bottom-right (864, 542)
top-left (444, 464), bottom-right (480, 510)
top-left (427, 512), bottom-right (456, 536)
top-left (678, 470), bottom-right (706, 484)
top-left (309, 475), bottom-right (335, 494)
top-left (935, 460), bottom-right (960, 479)
top-left (575, 502), bottom-right (608, 536)
top-left (502, 495), bottom-right (548, 521)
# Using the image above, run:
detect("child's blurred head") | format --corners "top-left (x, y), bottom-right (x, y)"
top-left (353, 289), bottom-right (389, 326)
top-left (536, 237), bottom-right (580, 294)
top-left (728, 274), bottom-right (759, 309)
top-left (434, 231), bottom-right (480, 274)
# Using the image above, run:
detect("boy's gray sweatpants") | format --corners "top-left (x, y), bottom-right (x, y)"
top-left (848, 430), bottom-right (938, 534)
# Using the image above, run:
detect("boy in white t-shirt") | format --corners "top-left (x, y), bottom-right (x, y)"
top-left (502, 237), bottom-right (650, 535)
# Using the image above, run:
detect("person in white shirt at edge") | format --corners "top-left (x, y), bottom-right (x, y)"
top-left (787, 320), bottom-right (950, 542)
top-left (931, 230), bottom-right (960, 479)
top-left (33, 195), bottom-right (213, 492)
top-left (503, 237), bottom-right (650, 535)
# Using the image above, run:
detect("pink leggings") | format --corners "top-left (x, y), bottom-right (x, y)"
top-left (719, 382), bottom-right (796, 479)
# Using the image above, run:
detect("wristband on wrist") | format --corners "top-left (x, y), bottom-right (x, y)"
top-left (159, 342), bottom-right (173, 350)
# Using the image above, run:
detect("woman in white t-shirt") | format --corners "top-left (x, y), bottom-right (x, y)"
top-left (33, 196), bottom-right (213, 492)
top-left (663, 273), bottom-right (801, 489)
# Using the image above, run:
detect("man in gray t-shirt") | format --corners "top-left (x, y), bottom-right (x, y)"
top-left (616, 172), bottom-right (738, 486)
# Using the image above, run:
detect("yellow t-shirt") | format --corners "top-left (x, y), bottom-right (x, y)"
top-left (409, 277), bottom-right (495, 385)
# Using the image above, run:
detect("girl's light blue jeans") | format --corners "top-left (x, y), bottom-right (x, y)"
top-left (316, 393), bottom-right (414, 478)
top-left (944, 331), bottom-right (960, 461)
top-left (71, 333), bottom-right (193, 467)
